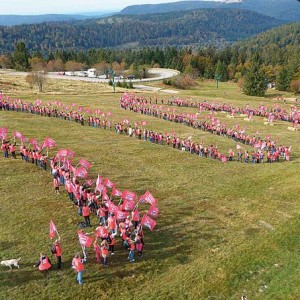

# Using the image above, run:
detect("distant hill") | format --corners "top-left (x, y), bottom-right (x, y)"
top-left (121, 0), bottom-right (300, 22)
top-left (0, 9), bottom-right (284, 54)
top-left (0, 14), bottom-right (90, 26)
top-left (233, 22), bottom-right (300, 65)
top-left (0, 12), bottom-right (116, 26)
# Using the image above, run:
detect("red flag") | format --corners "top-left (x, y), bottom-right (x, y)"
top-left (42, 137), bottom-right (56, 149)
top-left (79, 159), bottom-right (92, 169)
top-left (254, 143), bottom-right (261, 149)
top-left (96, 174), bottom-right (103, 187)
top-left (58, 149), bottom-right (76, 157)
top-left (141, 214), bottom-right (157, 230)
top-left (139, 191), bottom-right (157, 206)
top-left (71, 184), bottom-right (80, 200)
top-left (96, 226), bottom-right (108, 238)
top-left (112, 187), bottom-right (122, 197)
top-left (132, 209), bottom-right (140, 221)
top-left (75, 167), bottom-right (88, 179)
top-left (116, 209), bottom-right (129, 220)
top-left (77, 230), bottom-right (93, 247)
top-left (104, 177), bottom-right (115, 189)
top-left (49, 220), bottom-right (57, 239)
top-left (107, 202), bottom-right (119, 214)
top-left (122, 199), bottom-right (135, 211)
top-left (95, 183), bottom-right (107, 194)
top-left (122, 190), bottom-right (137, 202)
top-left (147, 206), bottom-right (159, 218)
top-left (102, 192), bottom-right (110, 202)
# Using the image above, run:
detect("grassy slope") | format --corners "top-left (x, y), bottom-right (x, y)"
top-left (0, 75), bottom-right (300, 299)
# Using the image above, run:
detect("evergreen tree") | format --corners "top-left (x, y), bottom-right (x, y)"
top-left (276, 67), bottom-right (292, 91)
top-left (243, 53), bottom-right (268, 97)
top-left (13, 41), bottom-right (30, 71)
top-left (215, 59), bottom-right (227, 82)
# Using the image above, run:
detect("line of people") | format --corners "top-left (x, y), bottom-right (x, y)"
top-left (119, 93), bottom-right (292, 163)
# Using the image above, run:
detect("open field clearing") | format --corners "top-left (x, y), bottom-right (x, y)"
top-left (0, 74), bottom-right (300, 299)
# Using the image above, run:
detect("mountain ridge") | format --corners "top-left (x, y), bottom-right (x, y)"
top-left (120, 0), bottom-right (300, 22)
top-left (0, 8), bottom-right (285, 54)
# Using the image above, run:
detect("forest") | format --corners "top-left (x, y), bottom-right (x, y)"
top-left (0, 9), bottom-right (284, 53)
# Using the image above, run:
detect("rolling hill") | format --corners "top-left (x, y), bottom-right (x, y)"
top-left (121, 0), bottom-right (300, 22)
top-left (0, 9), bottom-right (284, 53)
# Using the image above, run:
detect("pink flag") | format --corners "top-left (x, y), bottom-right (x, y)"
top-left (102, 192), bottom-right (110, 202)
top-left (77, 230), bottom-right (93, 247)
top-left (107, 202), bottom-right (119, 214)
top-left (221, 156), bottom-right (227, 163)
top-left (79, 159), bottom-right (92, 169)
top-left (112, 187), bottom-right (122, 197)
top-left (141, 214), bottom-right (157, 230)
top-left (58, 149), bottom-right (70, 157)
top-left (132, 209), bottom-right (140, 221)
top-left (116, 209), bottom-right (129, 220)
top-left (104, 178), bottom-right (115, 189)
top-left (122, 190), bottom-right (137, 202)
top-left (42, 137), bottom-right (56, 149)
top-left (95, 183), bottom-right (107, 194)
top-left (236, 145), bottom-right (241, 150)
top-left (14, 131), bottom-right (24, 140)
top-left (147, 206), bottom-right (159, 218)
top-left (49, 220), bottom-right (57, 239)
top-left (142, 121), bottom-right (147, 126)
top-left (96, 174), bottom-right (103, 187)
top-left (122, 199), bottom-right (135, 211)
top-left (0, 127), bottom-right (8, 139)
top-left (139, 191), bottom-right (157, 206)
top-left (35, 99), bottom-right (42, 106)
top-left (75, 167), bottom-right (88, 179)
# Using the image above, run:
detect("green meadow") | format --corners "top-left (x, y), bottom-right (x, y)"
top-left (0, 74), bottom-right (300, 299)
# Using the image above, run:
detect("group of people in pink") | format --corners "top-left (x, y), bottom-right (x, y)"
top-left (166, 97), bottom-right (299, 127)
top-left (119, 93), bottom-right (292, 163)
top-left (0, 93), bottom-right (292, 163)
top-left (1, 129), bottom-right (158, 285)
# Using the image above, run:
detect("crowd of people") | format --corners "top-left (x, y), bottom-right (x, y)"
top-left (167, 97), bottom-right (300, 126)
top-left (119, 93), bottom-right (292, 163)
top-left (2, 95), bottom-right (288, 164)
top-left (1, 130), bottom-right (158, 284)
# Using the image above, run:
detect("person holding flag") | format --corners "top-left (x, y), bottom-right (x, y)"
top-left (51, 239), bottom-right (62, 270)
top-left (72, 253), bottom-right (85, 285)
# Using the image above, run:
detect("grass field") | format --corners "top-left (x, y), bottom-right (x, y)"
top-left (0, 74), bottom-right (300, 300)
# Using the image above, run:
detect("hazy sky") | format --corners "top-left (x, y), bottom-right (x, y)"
top-left (0, 0), bottom-right (218, 15)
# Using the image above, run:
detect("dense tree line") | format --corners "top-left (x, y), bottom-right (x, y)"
top-left (1, 22), bottom-right (300, 96)
top-left (0, 9), bottom-right (284, 53)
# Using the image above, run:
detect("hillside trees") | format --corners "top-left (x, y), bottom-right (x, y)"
top-left (243, 53), bottom-right (268, 96)
top-left (13, 42), bottom-right (30, 71)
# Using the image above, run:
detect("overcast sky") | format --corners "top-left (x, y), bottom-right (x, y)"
top-left (0, 0), bottom-right (220, 15)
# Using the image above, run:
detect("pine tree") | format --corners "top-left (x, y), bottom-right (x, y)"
top-left (243, 53), bottom-right (268, 97)
top-left (13, 41), bottom-right (30, 71)
top-left (215, 59), bottom-right (227, 82)
top-left (276, 67), bottom-right (292, 91)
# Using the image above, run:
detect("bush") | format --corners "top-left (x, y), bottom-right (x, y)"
top-left (163, 75), bottom-right (197, 90)
top-left (290, 80), bottom-right (300, 93)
